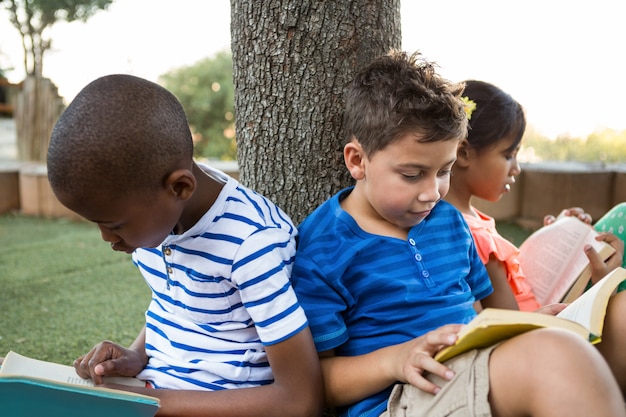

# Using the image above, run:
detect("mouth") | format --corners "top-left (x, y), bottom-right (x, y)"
top-left (412, 208), bottom-right (433, 218)
top-left (110, 242), bottom-right (135, 254)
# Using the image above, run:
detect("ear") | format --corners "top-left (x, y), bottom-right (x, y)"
top-left (164, 169), bottom-right (196, 201)
top-left (455, 139), bottom-right (473, 168)
top-left (344, 139), bottom-right (367, 180)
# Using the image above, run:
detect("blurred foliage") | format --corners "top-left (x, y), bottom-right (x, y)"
top-left (2, 0), bottom-right (113, 76)
top-left (521, 126), bottom-right (626, 164)
top-left (159, 49), bottom-right (236, 160)
top-left (157, 47), bottom-right (626, 164)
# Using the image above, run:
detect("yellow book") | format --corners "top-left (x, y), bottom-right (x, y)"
top-left (0, 351), bottom-right (159, 417)
top-left (518, 216), bottom-right (615, 305)
top-left (435, 267), bottom-right (626, 363)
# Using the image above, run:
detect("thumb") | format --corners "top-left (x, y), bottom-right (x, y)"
top-left (543, 215), bottom-right (556, 226)
top-left (584, 245), bottom-right (608, 285)
top-left (93, 358), bottom-right (124, 380)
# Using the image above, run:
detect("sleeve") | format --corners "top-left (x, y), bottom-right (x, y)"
top-left (290, 253), bottom-right (350, 353)
top-left (466, 234), bottom-right (494, 302)
top-left (470, 224), bottom-right (520, 266)
top-left (469, 221), bottom-right (541, 310)
top-left (232, 227), bottom-right (308, 346)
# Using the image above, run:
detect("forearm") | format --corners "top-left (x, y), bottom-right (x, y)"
top-left (321, 346), bottom-right (398, 407)
top-left (129, 325), bottom-right (148, 358)
top-left (143, 383), bottom-right (319, 417)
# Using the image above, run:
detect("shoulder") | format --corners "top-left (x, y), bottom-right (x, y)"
top-left (297, 188), bottom-right (354, 245)
top-left (217, 181), bottom-right (297, 240)
top-left (427, 201), bottom-right (470, 231)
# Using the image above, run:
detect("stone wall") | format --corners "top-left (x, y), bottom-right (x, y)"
top-left (1, 161), bottom-right (624, 228)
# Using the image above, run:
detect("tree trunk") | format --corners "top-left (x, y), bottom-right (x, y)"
top-left (231, 0), bottom-right (401, 224)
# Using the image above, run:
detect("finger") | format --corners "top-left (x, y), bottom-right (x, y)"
top-left (406, 355), bottom-right (455, 394)
top-left (535, 303), bottom-right (567, 316)
top-left (584, 245), bottom-right (609, 284)
top-left (543, 215), bottom-right (556, 226)
top-left (595, 233), bottom-right (624, 270)
top-left (596, 232), bottom-right (625, 250)
top-left (74, 352), bottom-right (94, 379)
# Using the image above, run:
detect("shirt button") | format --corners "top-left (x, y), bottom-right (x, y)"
top-left (163, 247), bottom-right (172, 256)
top-left (422, 270), bottom-right (430, 278)
top-left (414, 253), bottom-right (422, 261)
top-left (167, 266), bottom-right (173, 274)
top-left (408, 238), bottom-right (416, 246)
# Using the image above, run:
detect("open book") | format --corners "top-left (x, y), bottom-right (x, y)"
top-left (518, 215), bottom-right (616, 305)
top-left (435, 266), bottom-right (626, 363)
top-left (0, 351), bottom-right (159, 417)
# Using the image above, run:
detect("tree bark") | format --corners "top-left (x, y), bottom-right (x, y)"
top-left (231, 0), bottom-right (401, 224)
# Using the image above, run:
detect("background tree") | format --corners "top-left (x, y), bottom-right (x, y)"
top-left (3, 0), bottom-right (113, 77)
top-left (1, 0), bottom-right (112, 161)
top-left (159, 50), bottom-right (236, 161)
top-left (231, 0), bottom-right (401, 224)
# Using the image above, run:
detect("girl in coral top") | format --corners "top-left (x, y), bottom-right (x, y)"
top-left (445, 79), bottom-right (624, 311)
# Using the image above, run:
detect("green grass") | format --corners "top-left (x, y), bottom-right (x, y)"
top-left (496, 221), bottom-right (533, 247)
top-left (0, 214), bottom-right (150, 366)
top-left (0, 213), bottom-right (532, 367)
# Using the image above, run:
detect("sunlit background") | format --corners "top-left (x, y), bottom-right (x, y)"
top-left (1, 0), bottom-right (624, 139)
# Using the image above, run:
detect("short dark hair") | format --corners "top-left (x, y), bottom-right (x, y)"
top-left (47, 74), bottom-right (194, 201)
top-left (463, 80), bottom-right (526, 153)
top-left (342, 50), bottom-right (468, 156)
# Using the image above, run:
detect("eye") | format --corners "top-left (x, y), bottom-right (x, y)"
top-left (437, 169), bottom-right (452, 177)
top-left (401, 172), bottom-right (423, 181)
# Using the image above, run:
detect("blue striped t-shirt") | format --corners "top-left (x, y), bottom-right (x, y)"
top-left (291, 187), bottom-right (493, 417)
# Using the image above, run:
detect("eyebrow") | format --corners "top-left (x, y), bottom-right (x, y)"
top-left (397, 157), bottom-right (457, 170)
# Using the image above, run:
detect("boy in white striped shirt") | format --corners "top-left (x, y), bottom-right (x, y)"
top-left (47, 74), bottom-right (323, 417)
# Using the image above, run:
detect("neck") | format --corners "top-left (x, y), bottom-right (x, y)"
top-left (176, 162), bottom-right (225, 233)
top-left (444, 185), bottom-right (476, 217)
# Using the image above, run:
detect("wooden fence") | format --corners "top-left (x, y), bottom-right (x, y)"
top-left (14, 76), bottom-right (65, 162)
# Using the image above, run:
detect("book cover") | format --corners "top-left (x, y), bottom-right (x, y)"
top-left (0, 351), bottom-right (159, 417)
top-left (435, 267), bottom-right (626, 363)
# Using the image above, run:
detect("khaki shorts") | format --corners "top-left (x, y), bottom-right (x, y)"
top-left (381, 346), bottom-right (495, 417)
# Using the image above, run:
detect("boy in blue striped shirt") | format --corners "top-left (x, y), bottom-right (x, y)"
top-left (290, 50), bottom-right (625, 417)
top-left (47, 74), bottom-right (323, 417)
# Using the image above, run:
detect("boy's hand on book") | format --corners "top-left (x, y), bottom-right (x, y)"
top-left (74, 341), bottom-right (148, 385)
top-left (587, 232), bottom-right (624, 285)
top-left (394, 324), bottom-right (463, 395)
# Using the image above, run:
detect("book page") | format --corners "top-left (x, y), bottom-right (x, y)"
top-left (519, 216), bottom-right (603, 305)
top-left (557, 267), bottom-right (626, 340)
top-left (0, 351), bottom-right (145, 387)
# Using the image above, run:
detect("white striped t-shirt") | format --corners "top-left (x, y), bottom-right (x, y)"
top-left (133, 164), bottom-right (307, 390)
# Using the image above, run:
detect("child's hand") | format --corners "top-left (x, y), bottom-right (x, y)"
top-left (586, 232), bottom-right (625, 285)
top-left (74, 341), bottom-right (148, 385)
top-left (393, 324), bottom-right (463, 394)
top-left (534, 303), bottom-right (567, 316)
top-left (543, 207), bottom-right (592, 226)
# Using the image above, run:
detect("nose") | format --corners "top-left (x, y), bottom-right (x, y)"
top-left (418, 175), bottom-right (442, 202)
top-left (511, 158), bottom-right (521, 177)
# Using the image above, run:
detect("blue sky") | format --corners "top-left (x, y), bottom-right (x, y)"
top-left (1, 0), bottom-right (624, 139)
